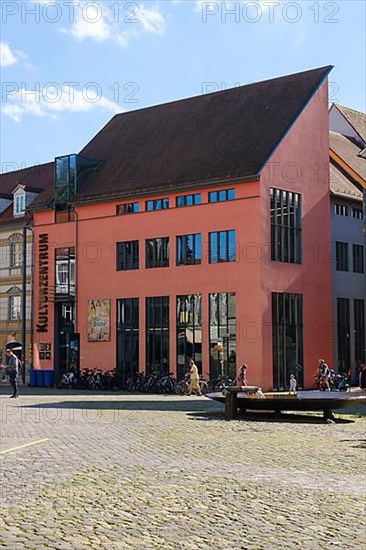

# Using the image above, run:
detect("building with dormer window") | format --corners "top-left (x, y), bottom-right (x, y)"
top-left (0, 163), bottom-right (53, 377)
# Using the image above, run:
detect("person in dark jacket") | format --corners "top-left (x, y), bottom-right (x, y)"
top-left (359, 364), bottom-right (366, 392)
top-left (5, 349), bottom-right (19, 398)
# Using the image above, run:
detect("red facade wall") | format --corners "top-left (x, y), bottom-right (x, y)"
top-left (32, 79), bottom-right (333, 390)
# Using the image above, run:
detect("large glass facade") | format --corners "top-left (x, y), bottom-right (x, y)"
top-left (146, 296), bottom-right (169, 375)
top-left (272, 293), bottom-right (303, 390)
top-left (117, 298), bottom-right (139, 383)
top-left (270, 188), bottom-right (302, 264)
top-left (176, 295), bottom-right (202, 380)
top-left (54, 154), bottom-right (100, 221)
top-left (209, 293), bottom-right (236, 379)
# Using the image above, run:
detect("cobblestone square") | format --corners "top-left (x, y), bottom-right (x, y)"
top-left (0, 389), bottom-right (365, 549)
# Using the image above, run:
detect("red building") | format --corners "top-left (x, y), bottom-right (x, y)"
top-left (30, 66), bottom-right (334, 390)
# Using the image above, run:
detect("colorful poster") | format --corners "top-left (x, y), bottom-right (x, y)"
top-left (87, 299), bottom-right (111, 341)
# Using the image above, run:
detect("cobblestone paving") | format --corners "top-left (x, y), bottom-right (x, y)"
top-left (0, 390), bottom-right (365, 549)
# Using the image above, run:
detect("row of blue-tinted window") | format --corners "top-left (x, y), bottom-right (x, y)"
top-left (117, 230), bottom-right (236, 270)
top-left (116, 189), bottom-right (235, 215)
top-left (208, 189), bottom-right (235, 203)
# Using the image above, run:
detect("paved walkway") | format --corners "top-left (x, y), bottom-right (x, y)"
top-left (0, 389), bottom-right (365, 549)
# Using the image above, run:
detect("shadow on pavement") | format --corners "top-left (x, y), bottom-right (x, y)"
top-left (20, 399), bottom-right (222, 413)
top-left (188, 411), bottom-right (355, 424)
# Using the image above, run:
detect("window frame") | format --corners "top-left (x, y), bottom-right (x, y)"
top-left (145, 237), bottom-right (169, 269)
top-left (270, 188), bottom-right (302, 264)
top-left (116, 240), bottom-right (139, 271)
top-left (116, 202), bottom-right (139, 215)
top-left (176, 234), bottom-right (202, 266)
top-left (145, 198), bottom-right (169, 212)
top-left (336, 241), bottom-right (349, 272)
top-left (209, 230), bottom-right (236, 264)
top-left (208, 188), bottom-right (235, 203)
top-left (353, 244), bottom-right (364, 274)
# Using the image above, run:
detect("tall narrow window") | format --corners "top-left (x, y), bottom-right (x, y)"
top-left (270, 188), bottom-right (302, 263)
top-left (9, 234), bottom-right (22, 268)
top-left (354, 299), bottom-right (365, 367)
top-left (337, 298), bottom-right (350, 374)
top-left (209, 230), bottom-right (235, 263)
top-left (272, 293), bottom-right (303, 390)
top-left (146, 296), bottom-right (169, 375)
top-left (55, 247), bottom-right (75, 296)
top-left (336, 242), bottom-right (349, 271)
top-left (176, 234), bottom-right (202, 266)
top-left (353, 244), bottom-right (364, 273)
top-left (176, 295), bottom-right (202, 380)
top-left (209, 293), bottom-right (236, 380)
top-left (9, 295), bottom-right (21, 320)
top-left (145, 238), bottom-right (169, 268)
top-left (116, 241), bottom-right (139, 271)
top-left (117, 298), bottom-right (139, 382)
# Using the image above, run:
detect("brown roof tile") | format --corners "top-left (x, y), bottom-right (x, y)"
top-left (77, 66), bottom-right (333, 203)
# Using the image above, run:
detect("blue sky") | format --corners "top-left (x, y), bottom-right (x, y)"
top-left (1, 0), bottom-right (365, 171)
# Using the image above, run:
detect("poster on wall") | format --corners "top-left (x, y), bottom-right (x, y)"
top-left (87, 300), bottom-right (111, 341)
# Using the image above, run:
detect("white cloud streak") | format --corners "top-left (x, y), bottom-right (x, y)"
top-left (2, 85), bottom-right (124, 122)
top-left (0, 43), bottom-right (18, 67)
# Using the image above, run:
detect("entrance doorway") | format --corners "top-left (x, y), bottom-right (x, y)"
top-left (54, 302), bottom-right (75, 385)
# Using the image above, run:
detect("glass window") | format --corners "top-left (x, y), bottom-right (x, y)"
top-left (209, 230), bottom-right (236, 263)
top-left (351, 207), bottom-right (363, 219)
top-left (353, 244), bottom-right (364, 273)
top-left (354, 300), bottom-right (365, 367)
top-left (175, 193), bottom-right (201, 207)
top-left (55, 247), bottom-right (75, 296)
top-left (117, 298), bottom-right (139, 383)
top-left (176, 234), bottom-right (202, 266)
top-left (176, 295), bottom-right (202, 380)
top-left (336, 242), bottom-right (349, 271)
top-left (272, 292), bottom-right (303, 390)
top-left (117, 241), bottom-right (139, 271)
top-left (334, 204), bottom-right (348, 216)
top-left (146, 296), bottom-right (169, 375)
top-left (209, 293), bottom-right (236, 380)
top-left (9, 295), bottom-right (21, 320)
top-left (208, 189), bottom-right (234, 203)
top-left (116, 203), bottom-right (139, 215)
top-left (145, 238), bottom-right (169, 268)
top-left (337, 298), bottom-right (350, 374)
top-left (10, 241), bottom-right (22, 268)
top-left (14, 194), bottom-right (25, 216)
top-left (270, 188), bottom-right (302, 264)
top-left (146, 198), bottom-right (169, 211)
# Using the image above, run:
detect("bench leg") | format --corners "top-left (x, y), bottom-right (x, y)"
top-left (225, 392), bottom-right (238, 421)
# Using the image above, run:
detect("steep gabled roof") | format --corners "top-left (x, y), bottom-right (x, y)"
top-left (337, 104), bottom-right (366, 144)
top-left (330, 132), bottom-right (366, 183)
top-left (77, 65), bottom-right (333, 202)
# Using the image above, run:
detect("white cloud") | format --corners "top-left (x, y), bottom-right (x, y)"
top-left (0, 42), bottom-right (18, 67)
top-left (62, 1), bottom-right (166, 46)
top-left (2, 85), bottom-right (124, 123)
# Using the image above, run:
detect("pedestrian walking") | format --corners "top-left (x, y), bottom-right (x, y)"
top-left (234, 364), bottom-right (248, 386)
top-left (188, 359), bottom-right (202, 396)
top-left (5, 349), bottom-right (20, 398)
top-left (289, 374), bottom-right (297, 394)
